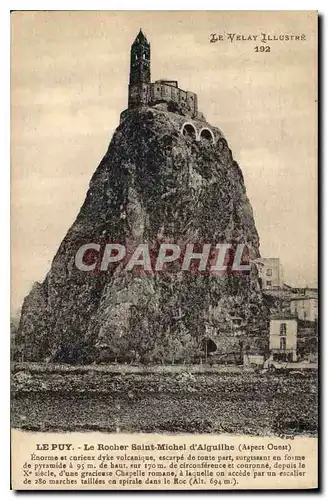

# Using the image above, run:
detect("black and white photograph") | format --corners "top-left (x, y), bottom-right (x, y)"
top-left (10, 11), bottom-right (318, 490)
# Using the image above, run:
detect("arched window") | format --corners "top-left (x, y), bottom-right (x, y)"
top-left (199, 128), bottom-right (215, 144)
top-left (280, 337), bottom-right (286, 350)
top-left (181, 122), bottom-right (197, 140)
top-left (280, 323), bottom-right (287, 336)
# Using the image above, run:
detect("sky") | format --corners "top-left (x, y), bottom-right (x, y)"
top-left (11, 11), bottom-right (317, 313)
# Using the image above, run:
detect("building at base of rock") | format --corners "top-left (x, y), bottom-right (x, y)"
top-left (269, 312), bottom-right (298, 362)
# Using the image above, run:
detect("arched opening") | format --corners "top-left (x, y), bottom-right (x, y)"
top-left (181, 122), bottom-right (197, 140)
top-left (202, 337), bottom-right (217, 354)
top-left (199, 128), bottom-right (214, 143)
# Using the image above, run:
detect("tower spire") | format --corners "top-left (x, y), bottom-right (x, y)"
top-left (135, 28), bottom-right (147, 43)
top-left (128, 29), bottom-right (151, 108)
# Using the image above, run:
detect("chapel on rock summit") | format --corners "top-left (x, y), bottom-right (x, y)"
top-left (122, 29), bottom-right (225, 145)
top-left (128, 29), bottom-right (201, 120)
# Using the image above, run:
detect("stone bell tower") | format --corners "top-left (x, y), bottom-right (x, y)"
top-left (128, 29), bottom-right (151, 108)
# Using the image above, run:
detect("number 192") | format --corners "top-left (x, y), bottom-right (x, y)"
top-left (255, 46), bottom-right (271, 52)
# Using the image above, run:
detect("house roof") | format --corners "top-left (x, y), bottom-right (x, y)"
top-left (290, 295), bottom-right (318, 301)
top-left (270, 311), bottom-right (298, 321)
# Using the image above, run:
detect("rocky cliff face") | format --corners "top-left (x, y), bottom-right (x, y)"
top-left (16, 107), bottom-right (265, 363)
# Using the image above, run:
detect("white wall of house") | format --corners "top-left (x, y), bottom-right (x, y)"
top-left (290, 297), bottom-right (318, 322)
top-left (256, 258), bottom-right (281, 289)
top-left (269, 318), bottom-right (297, 354)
